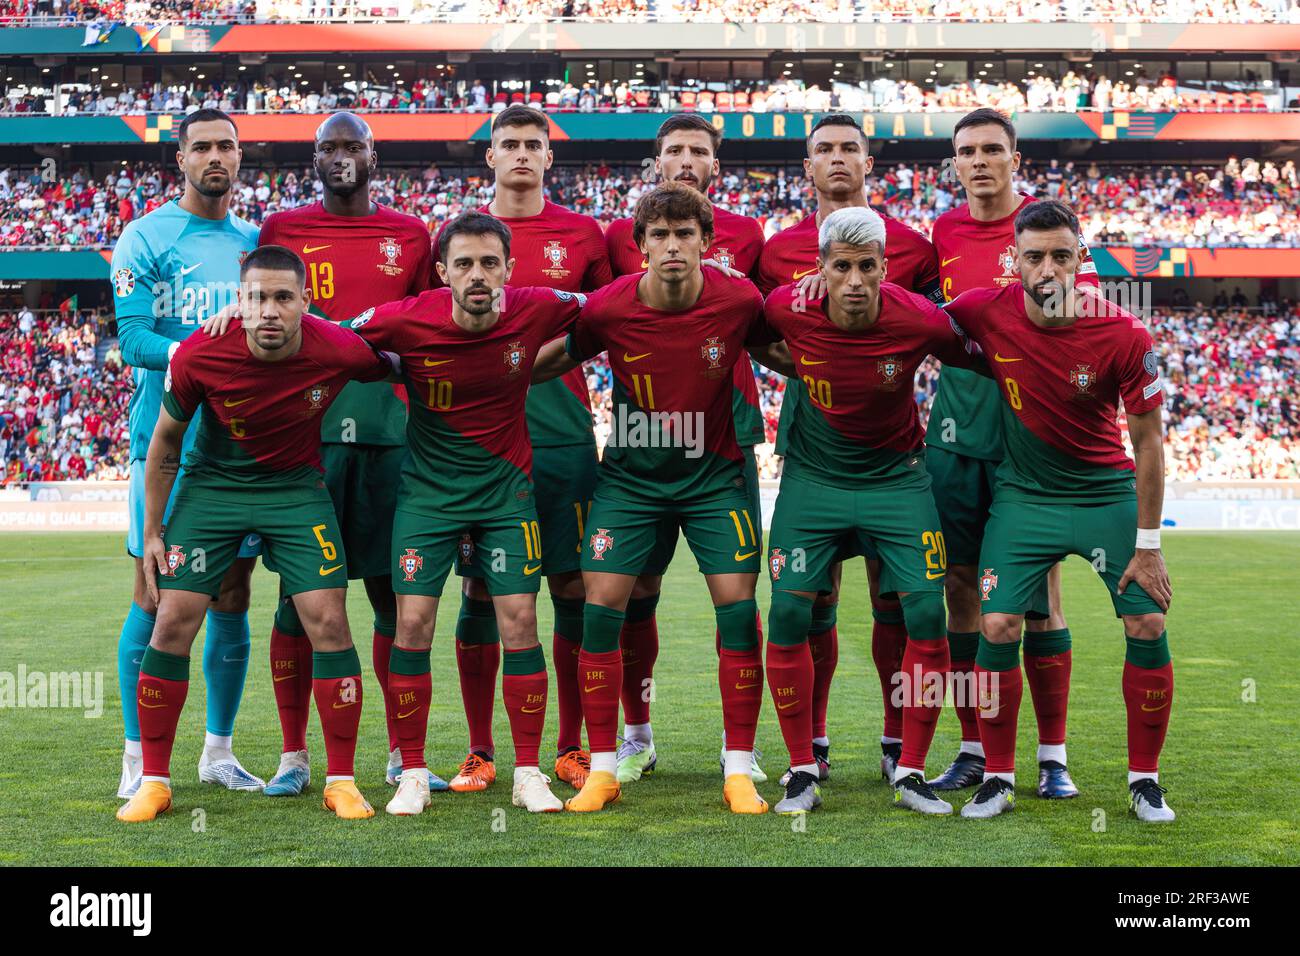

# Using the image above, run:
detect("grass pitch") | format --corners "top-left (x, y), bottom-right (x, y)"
top-left (0, 531), bottom-right (1296, 866)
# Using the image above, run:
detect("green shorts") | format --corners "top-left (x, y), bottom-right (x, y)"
top-left (925, 444), bottom-right (1002, 567)
top-left (159, 478), bottom-right (341, 598)
top-left (393, 506), bottom-right (543, 598)
top-left (977, 495), bottom-right (1164, 618)
top-left (767, 472), bottom-right (946, 597)
top-left (638, 447), bottom-right (761, 576)
top-left (322, 443), bottom-right (403, 580)
top-left (459, 443), bottom-right (598, 581)
top-left (583, 485), bottom-right (760, 577)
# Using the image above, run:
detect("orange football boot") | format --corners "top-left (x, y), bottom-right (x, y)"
top-left (449, 752), bottom-right (497, 792)
top-left (554, 748), bottom-right (591, 789)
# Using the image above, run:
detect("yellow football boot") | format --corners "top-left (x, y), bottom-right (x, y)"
top-left (322, 779), bottom-right (375, 819)
top-left (563, 770), bottom-right (621, 812)
top-left (116, 780), bottom-right (173, 823)
top-left (723, 773), bottom-right (769, 814)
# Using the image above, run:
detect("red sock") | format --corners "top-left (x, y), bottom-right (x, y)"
top-left (719, 646), bottom-right (764, 753)
top-left (502, 647), bottom-right (548, 768)
top-left (371, 630), bottom-right (397, 752)
top-left (950, 660), bottom-right (982, 743)
top-left (809, 625), bottom-right (838, 740)
top-left (387, 669), bottom-right (431, 771)
top-left (138, 672), bottom-right (188, 779)
top-left (270, 626), bottom-right (312, 753)
top-left (899, 637), bottom-right (950, 772)
top-left (975, 664), bottom-right (1023, 775)
top-left (619, 616), bottom-right (659, 725)
top-left (871, 619), bottom-right (907, 740)
top-left (1024, 649), bottom-right (1071, 746)
top-left (1123, 661), bottom-right (1173, 774)
top-left (553, 633), bottom-right (583, 752)
top-left (313, 669), bottom-right (363, 778)
top-left (577, 649), bottom-right (621, 753)
top-left (455, 641), bottom-right (499, 755)
top-left (766, 641), bottom-right (814, 767)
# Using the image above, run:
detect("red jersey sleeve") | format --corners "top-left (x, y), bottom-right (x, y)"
top-left (942, 286), bottom-right (997, 344)
top-left (409, 229), bottom-right (435, 295)
top-left (258, 212), bottom-right (282, 248)
top-left (921, 295), bottom-right (985, 371)
top-left (325, 322), bottom-right (394, 384)
top-left (1117, 322), bottom-right (1164, 415)
top-left (582, 222), bottom-right (615, 291)
top-left (565, 289), bottom-right (607, 362)
top-left (345, 294), bottom-right (421, 354)
top-left (161, 340), bottom-right (203, 422)
top-left (429, 221), bottom-right (449, 289)
top-left (738, 282), bottom-right (769, 346)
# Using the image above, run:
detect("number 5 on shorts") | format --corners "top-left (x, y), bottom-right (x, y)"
top-left (313, 523), bottom-right (338, 561)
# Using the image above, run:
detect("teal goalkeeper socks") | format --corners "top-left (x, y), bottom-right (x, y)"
top-left (203, 610), bottom-right (251, 738)
top-left (116, 602), bottom-right (156, 742)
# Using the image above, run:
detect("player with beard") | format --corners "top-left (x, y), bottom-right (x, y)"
top-left (431, 106), bottom-right (612, 795)
top-left (253, 112), bottom-right (441, 796)
top-left (926, 109), bottom-right (1099, 798)
top-left (110, 108), bottom-right (263, 803)
top-left (603, 114), bottom-right (769, 785)
top-left (756, 114), bottom-right (942, 787)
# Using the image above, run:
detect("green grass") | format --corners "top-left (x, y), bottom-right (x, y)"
top-left (0, 531), bottom-right (1297, 866)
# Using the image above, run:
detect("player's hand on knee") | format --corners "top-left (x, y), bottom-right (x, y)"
top-left (201, 301), bottom-right (242, 337)
top-left (142, 534), bottom-right (167, 606)
top-left (1117, 548), bottom-right (1172, 611)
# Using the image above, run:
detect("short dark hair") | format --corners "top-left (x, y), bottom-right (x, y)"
top-left (241, 244), bottom-right (305, 285)
top-left (953, 107), bottom-right (1017, 152)
top-left (806, 113), bottom-right (868, 155)
top-left (632, 182), bottom-right (714, 247)
top-left (1014, 199), bottom-right (1080, 237)
top-left (439, 211), bottom-right (512, 263)
top-left (178, 108), bottom-right (238, 147)
top-left (654, 113), bottom-right (722, 157)
top-left (491, 105), bottom-right (550, 142)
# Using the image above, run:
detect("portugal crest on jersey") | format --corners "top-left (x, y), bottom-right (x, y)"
top-left (399, 548), bottom-right (424, 582)
top-left (162, 544), bottom-right (187, 577)
top-left (504, 340), bottom-right (526, 375)
top-left (769, 548), bottom-right (786, 580)
top-left (589, 528), bottom-right (614, 560)
top-left (542, 240), bottom-right (570, 280)
top-left (113, 268), bottom-right (135, 297)
top-left (713, 247), bottom-right (733, 271)
top-left (979, 568), bottom-right (999, 601)
top-left (458, 534), bottom-right (475, 566)
top-left (999, 245), bottom-right (1017, 278)
top-left (1069, 364), bottom-right (1095, 397)
top-left (304, 384), bottom-right (331, 410)
top-left (701, 336), bottom-right (726, 370)
top-left (877, 356), bottom-right (903, 389)
top-left (377, 237), bottom-right (403, 276)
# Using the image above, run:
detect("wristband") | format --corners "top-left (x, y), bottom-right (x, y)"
top-left (1135, 528), bottom-right (1161, 550)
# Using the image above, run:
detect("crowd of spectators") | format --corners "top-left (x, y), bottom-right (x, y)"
top-left (7, 0), bottom-right (1300, 24)
top-left (5, 157), bottom-right (1298, 250)
top-left (1, 306), bottom-right (131, 486)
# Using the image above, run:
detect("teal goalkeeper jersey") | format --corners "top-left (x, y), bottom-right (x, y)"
top-left (110, 199), bottom-right (259, 460)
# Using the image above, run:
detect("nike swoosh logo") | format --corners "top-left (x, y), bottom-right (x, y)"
top-left (332, 700), bottom-right (356, 709)
top-left (639, 259), bottom-right (649, 268)
top-left (221, 655), bottom-right (249, 663)
top-left (623, 352), bottom-right (652, 363)
top-left (180, 262), bottom-right (203, 276)
top-left (925, 570), bottom-right (945, 580)
top-left (223, 397), bottom-right (253, 407)
top-left (941, 256), bottom-right (961, 267)
top-left (584, 685), bottom-right (606, 693)
top-left (302, 244), bottom-right (332, 254)
top-left (792, 268), bottom-right (816, 280)
top-left (777, 701), bottom-right (798, 710)
top-left (735, 550), bottom-right (758, 561)
top-left (272, 674), bottom-right (296, 683)
top-left (1140, 702), bottom-right (1169, 712)
top-left (1034, 660), bottom-right (1064, 669)
top-left (396, 708), bottom-right (419, 719)
top-left (521, 706), bottom-right (545, 713)
top-left (423, 358), bottom-right (454, 367)
top-left (799, 356), bottom-right (827, 366)
top-left (993, 354), bottom-right (1023, 363)
top-left (138, 700), bottom-right (166, 709)
top-left (457, 642), bottom-right (475, 650)
top-left (319, 564), bottom-right (343, 576)
top-left (523, 563), bottom-right (542, 576)
top-left (131, 657), bottom-right (143, 666)
top-left (734, 683), bottom-right (761, 691)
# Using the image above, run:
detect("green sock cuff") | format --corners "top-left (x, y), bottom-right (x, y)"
top-left (372, 611), bottom-right (397, 638)
top-left (583, 603), bottom-right (626, 654)
top-left (975, 635), bottom-right (1021, 671)
top-left (769, 591), bottom-right (815, 646)
top-left (1125, 632), bottom-right (1171, 669)
top-left (140, 646), bottom-right (189, 682)
top-left (624, 593), bottom-right (661, 623)
top-left (871, 605), bottom-right (905, 626)
top-left (273, 597), bottom-right (306, 637)
top-left (456, 594), bottom-right (500, 646)
top-left (502, 643), bottom-right (546, 675)
top-left (312, 646), bottom-right (361, 679)
top-left (809, 602), bottom-right (838, 634)
top-left (1024, 627), bottom-right (1072, 657)
top-left (947, 630), bottom-right (980, 662)
top-left (551, 595), bottom-right (586, 643)
top-left (716, 598), bottom-right (760, 651)
top-left (389, 645), bottom-right (431, 676)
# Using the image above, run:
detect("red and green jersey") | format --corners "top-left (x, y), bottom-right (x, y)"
top-left (345, 285), bottom-right (584, 518)
top-left (761, 281), bottom-right (983, 488)
top-left (161, 315), bottom-right (392, 485)
top-left (945, 283), bottom-right (1163, 504)
top-left (605, 203), bottom-right (767, 447)
top-left (258, 201), bottom-right (432, 448)
top-left (433, 200), bottom-right (611, 448)
top-left (566, 269), bottom-right (765, 504)
top-left (927, 195), bottom-right (1100, 461)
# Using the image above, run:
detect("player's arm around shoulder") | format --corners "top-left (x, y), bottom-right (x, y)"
top-left (747, 286), bottom-right (794, 377)
top-left (533, 285), bottom-right (600, 383)
top-left (925, 291), bottom-right (990, 377)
